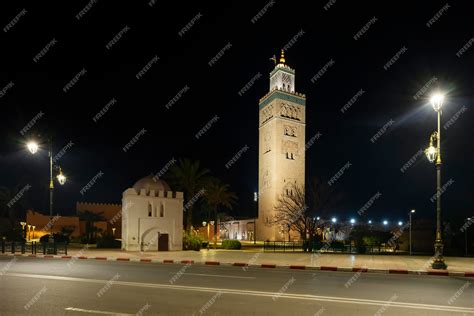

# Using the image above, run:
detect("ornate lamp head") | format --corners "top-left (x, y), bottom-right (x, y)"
top-left (425, 132), bottom-right (438, 163)
top-left (430, 93), bottom-right (444, 112)
top-left (27, 141), bottom-right (39, 154)
top-left (57, 167), bottom-right (67, 185)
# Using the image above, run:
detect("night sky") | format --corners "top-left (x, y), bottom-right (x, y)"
top-left (0, 0), bottom-right (472, 225)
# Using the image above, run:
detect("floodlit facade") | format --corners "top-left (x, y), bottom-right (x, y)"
top-left (257, 51), bottom-right (306, 241)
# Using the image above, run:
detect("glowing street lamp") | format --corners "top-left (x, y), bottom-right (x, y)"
top-left (425, 91), bottom-right (447, 269)
top-left (368, 220), bottom-right (372, 224)
top-left (350, 218), bottom-right (356, 224)
top-left (331, 217), bottom-right (337, 223)
top-left (430, 93), bottom-right (444, 112)
top-left (425, 134), bottom-right (438, 163)
top-left (383, 220), bottom-right (388, 226)
top-left (57, 167), bottom-right (67, 185)
top-left (398, 221), bottom-right (403, 226)
top-left (27, 141), bottom-right (39, 154)
top-left (26, 138), bottom-right (68, 239)
top-left (20, 222), bottom-right (27, 239)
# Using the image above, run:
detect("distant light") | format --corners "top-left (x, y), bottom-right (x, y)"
top-left (331, 217), bottom-right (337, 223)
top-left (316, 216), bottom-right (320, 221)
top-left (411, 209), bottom-right (416, 213)
top-left (368, 220), bottom-right (372, 224)
top-left (383, 220), bottom-right (388, 225)
top-left (27, 141), bottom-right (39, 154)
top-left (350, 218), bottom-right (355, 224)
top-left (253, 192), bottom-right (258, 202)
top-left (398, 221), bottom-right (403, 226)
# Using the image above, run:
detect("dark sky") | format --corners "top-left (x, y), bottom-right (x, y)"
top-left (0, 0), bottom-right (472, 225)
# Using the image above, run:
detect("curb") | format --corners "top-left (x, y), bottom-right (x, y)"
top-left (2, 253), bottom-right (473, 277)
top-left (205, 261), bottom-right (220, 266)
top-left (389, 269), bottom-right (409, 274)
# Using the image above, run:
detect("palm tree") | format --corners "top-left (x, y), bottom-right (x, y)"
top-left (78, 210), bottom-right (105, 241)
top-left (165, 159), bottom-right (210, 232)
top-left (203, 179), bottom-right (237, 248)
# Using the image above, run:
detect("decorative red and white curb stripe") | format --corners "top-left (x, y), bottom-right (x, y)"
top-left (2, 253), bottom-right (473, 277)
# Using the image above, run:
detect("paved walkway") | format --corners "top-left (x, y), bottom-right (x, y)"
top-left (54, 247), bottom-right (474, 273)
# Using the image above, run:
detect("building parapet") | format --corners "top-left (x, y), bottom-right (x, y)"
top-left (123, 188), bottom-right (184, 199)
top-left (76, 201), bottom-right (121, 207)
top-left (259, 87), bottom-right (306, 103)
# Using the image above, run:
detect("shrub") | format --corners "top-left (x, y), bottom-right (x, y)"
top-left (80, 235), bottom-right (96, 244)
top-left (69, 236), bottom-right (82, 244)
top-left (330, 240), bottom-right (345, 251)
top-left (357, 245), bottom-right (367, 254)
top-left (53, 233), bottom-right (70, 244)
top-left (183, 233), bottom-right (202, 251)
top-left (222, 239), bottom-right (241, 250)
top-left (302, 240), bottom-right (309, 252)
top-left (311, 240), bottom-right (324, 251)
top-left (39, 234), bottom-right (50, 243)
top-left (96, 234), bottom-right (121, 248)
top-left (39, 233), bottom-right (69, 244)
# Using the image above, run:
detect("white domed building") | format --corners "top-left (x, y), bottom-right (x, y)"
top-left (121, 175), bottom-right (184, 251)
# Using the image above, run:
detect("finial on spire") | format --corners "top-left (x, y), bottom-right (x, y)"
top-left (269, 54), bottom-right (277, 65)
top-left (279, 49), bottom-right (285, 64)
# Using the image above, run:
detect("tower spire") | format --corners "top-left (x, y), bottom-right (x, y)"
top-left (279, 50), bottom-right (285, 64)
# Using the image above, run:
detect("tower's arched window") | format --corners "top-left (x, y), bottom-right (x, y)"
top-left (160, 204), bottom-right (164, 217)
top-left (148, 203), bottom-right (152, 217)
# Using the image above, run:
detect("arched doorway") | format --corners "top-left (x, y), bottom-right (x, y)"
top-left (141, 227), bottom-right (170, 251)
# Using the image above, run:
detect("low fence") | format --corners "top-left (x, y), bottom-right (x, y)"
top-left (264, 240), bottom-right (397, 254)
top-left (263, 241), bottom-right (303, 252)
top-left (0, 240), bottom-right (68, 255)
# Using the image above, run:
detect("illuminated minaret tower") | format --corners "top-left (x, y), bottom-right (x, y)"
top-left (257, 51), bottom-right (306, 241)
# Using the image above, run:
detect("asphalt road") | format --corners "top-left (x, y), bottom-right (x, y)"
top-left (0, 256), bottom-right (473, 315)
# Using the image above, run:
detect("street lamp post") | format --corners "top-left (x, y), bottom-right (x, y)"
top-left (409, 209), bottom-right (415, 255)
top-left (466, 218), bottom-right (471, 257)
top-left (424, 92), bottom-right (447, 269)
top-left (202, 221), bottom-right (209, 250)
top-left (20, 222), bottom-right (27, 239)
top-left (27, 139), bottom-right (67, 238)
top-left (253, 192), bottom-right (258, 245)
top-left (210, 220), bottom-right (215, 249)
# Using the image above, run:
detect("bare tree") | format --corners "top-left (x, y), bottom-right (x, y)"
top-left (273, 177), bottom-right (341, 245)
top-left (273, 184), bottom-right (309, 241)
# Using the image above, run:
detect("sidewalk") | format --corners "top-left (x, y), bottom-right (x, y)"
top-left (6, 247), bottom-right (473, 276)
